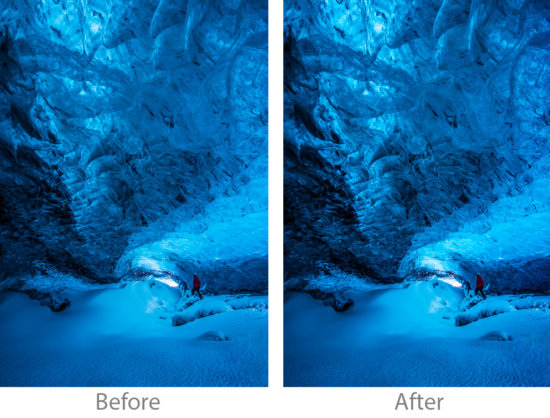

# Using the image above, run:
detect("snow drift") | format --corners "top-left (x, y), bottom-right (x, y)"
top-left (0, 280), bottom-right (268, 386)
top-left (285, 278), bottom-right (550, 386)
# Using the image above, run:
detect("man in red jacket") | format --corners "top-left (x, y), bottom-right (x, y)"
top-left (191, 274), bottom-right (203, 299)
top-left (474, 273), bottom-right (486, 299)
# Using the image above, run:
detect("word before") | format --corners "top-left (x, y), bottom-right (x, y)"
top-left (97, 392), bottom-right (160, 411)
top-left (395, 392), bottom-right (444, 410)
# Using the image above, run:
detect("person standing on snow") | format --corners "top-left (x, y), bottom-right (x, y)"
top-left (191, 273), bottom-right (203, 299)
top-left (474, 273), bottom-right (486, 299)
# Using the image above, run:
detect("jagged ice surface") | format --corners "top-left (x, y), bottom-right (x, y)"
top-left (284, 0), bottom-right (550, 293)
top-left (0, 0), bottom-right (268, 292)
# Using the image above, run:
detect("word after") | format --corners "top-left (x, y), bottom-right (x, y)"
top-left (395, 392), bottom-right (444, 410)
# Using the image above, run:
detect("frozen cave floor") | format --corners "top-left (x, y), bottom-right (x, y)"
top-left (0, 281), bottom-right (267, 386)
top-left (284, 280), bottom-right (550, 387)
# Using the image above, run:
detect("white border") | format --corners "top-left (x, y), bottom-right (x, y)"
top-left (1, 387), bottom-right (550, 417)
top-left (268, 0), bottom-right (284, 390)
top-left (2, 0), bottom-right (550, 417)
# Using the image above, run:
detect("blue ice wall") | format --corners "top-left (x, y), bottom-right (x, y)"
top-left (0, 0), bottom-right (267, 293)
top-left (285, 0), bottom-right (550, 293)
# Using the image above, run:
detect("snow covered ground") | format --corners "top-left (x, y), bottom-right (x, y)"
top-left (285, 280), bottom-right (550, 386)
top-left (0, 281), bottom-right (267, 386)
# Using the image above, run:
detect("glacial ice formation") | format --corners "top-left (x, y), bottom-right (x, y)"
top-left (0, 0), bottom-right (267, 293)
top-left (284, 0), bottom-right (550, 293)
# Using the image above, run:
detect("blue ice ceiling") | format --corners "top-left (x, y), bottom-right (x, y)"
top-left (284, 0), bottom-right (550, 293)
top-left (0, 0), bottom-right (267, 292)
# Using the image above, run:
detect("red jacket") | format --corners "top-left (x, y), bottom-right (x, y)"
top-left (193, 275), bottom-right (201, 288)
top-left (476, 275), bottom-right (484, 288)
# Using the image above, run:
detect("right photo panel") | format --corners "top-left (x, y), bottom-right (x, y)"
top-left (284, 0), bottom-right (550, 386)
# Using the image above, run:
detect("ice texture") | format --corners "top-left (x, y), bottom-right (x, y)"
top-left (285, 0), bottom-right (550, 293)
top-left (0, 0), bottom-right (267, 292)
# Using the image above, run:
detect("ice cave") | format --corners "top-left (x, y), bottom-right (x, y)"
top-left (284, 0), bottom-right (550, 386)
top-left (0, 0), bottom-right (268, 386)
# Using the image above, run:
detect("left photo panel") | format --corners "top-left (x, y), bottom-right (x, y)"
top-left (0, 0), bottom-right (268, 386)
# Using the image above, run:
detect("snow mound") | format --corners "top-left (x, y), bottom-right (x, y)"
top-left (455, 295), bottom-right (550, 326)
top-left (226, 296), bottom-right (268, 312)
top-left (479, 331), bottom-right (512, 341)
top-left (172, 299), bottom-right (232, 326)
top-left (172, 295), bottom-right (267, 326)
top-left (456, 299), bottom-right (516, 326)
top-left (513, 296), bottom-right (550, 312)
top-left (196, 331), bottom-right (229, 342)
top-left (285, 268), bottom-right (390, 312)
